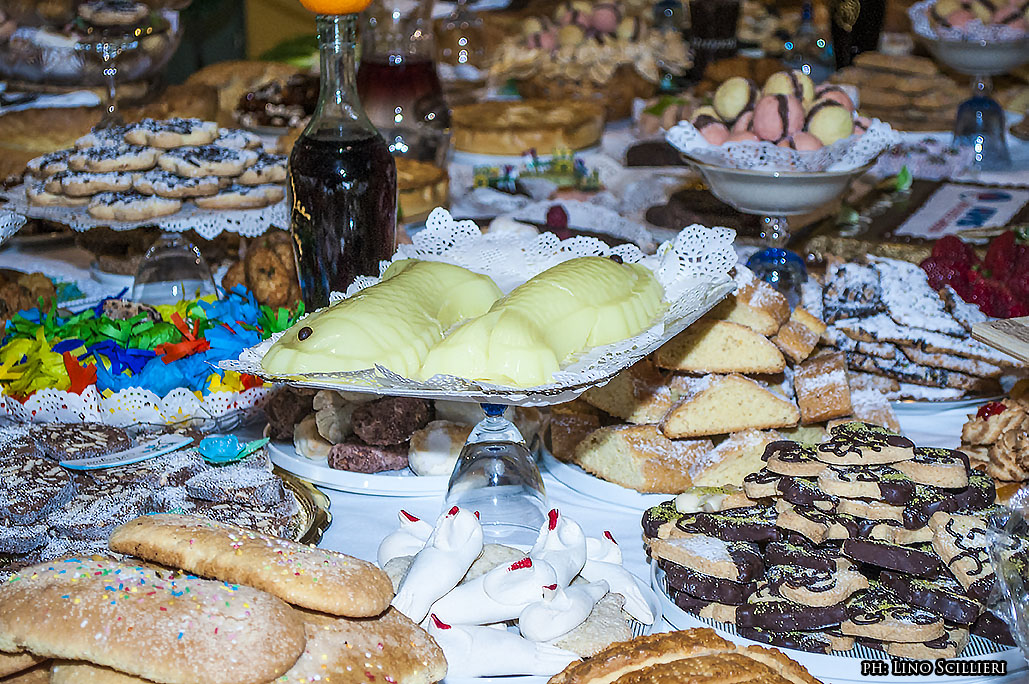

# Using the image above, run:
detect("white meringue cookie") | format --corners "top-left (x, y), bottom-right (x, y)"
top-left (430, 556), bottom-right (558, 625)
top-left (579, 558), bottom-right (655, 624)
top-left (392, 506), bottom-right (483, 622)
top-left (585, 530), bottom-right (622, 565)
top-left (519, 580), bottom-right (609, 642)
top-left (427, 615), bottom-right (579, 677)
top-left (377, 510), bottom-right (433, 568)
top-left (530, 509), bottom-right (587, 587)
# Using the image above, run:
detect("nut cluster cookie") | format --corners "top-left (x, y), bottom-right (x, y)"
top-left (24, 118), bottom-right (286, 221)
top-left (644, 421), bottom-right (1016, 657)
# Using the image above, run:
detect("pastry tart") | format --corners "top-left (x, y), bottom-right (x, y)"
top-left (450, 100), bottom-right (605, 156)
top-left (396, 157), bottom-right (449, 223)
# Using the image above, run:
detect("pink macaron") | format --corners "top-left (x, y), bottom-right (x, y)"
top-left (732, 111), bottom-right (754, 133)
top-left (693, 114), bottom-right (730, 145)
top-left (947, 8), bottom-right (977, 28)
top-left (853, 115), bottom-right (873, 134)
top-left (527, 30), bottom-right (558, 51)
top-left (726, 131), bottom-right (760, 143)
top-left (752, 94), bottom-right (804, 142)
top-left (777, 132), bottom-right (823, 151)
top-left (813, 85), bottom-right (855, 112)
top-left (590, 3), bottom-right (621, 33)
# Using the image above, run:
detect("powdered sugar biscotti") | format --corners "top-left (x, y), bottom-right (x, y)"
top-left (108, 513), bottom-right (393, 617)
top-left (0, 558), bottom-right (305, 684)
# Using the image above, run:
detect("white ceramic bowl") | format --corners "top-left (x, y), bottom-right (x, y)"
top-left (921, 35), bottom-right (1029, 76)
top-left (685, 159), bottom-right (873, 217)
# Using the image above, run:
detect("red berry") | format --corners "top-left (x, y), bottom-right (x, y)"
top-left (977, 401), bottom-right (1006, 419)
top-left (546, 205), bottom-right (569, 230)
top-left (985, 231), bottom-right (1018, 282)
top-left (931, 235), bottom-right (978, 268)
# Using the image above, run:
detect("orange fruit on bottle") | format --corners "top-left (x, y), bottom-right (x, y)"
top-left (298, 0), bottom-right (373, 14)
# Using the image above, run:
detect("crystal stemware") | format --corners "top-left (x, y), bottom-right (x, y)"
top-left (76, 31), bottom-right (139, 129)
top-left (444, 403), bottom-right (546, 546)
top-left (131, 232), bottom-right (217, 305)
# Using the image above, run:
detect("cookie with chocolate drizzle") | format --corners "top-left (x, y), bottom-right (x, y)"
top-left (842, 582), bottom-right (946, 642)
top-left (816, 464), bottom-right (915, 505)
top-left (673, 503), bottom-right (781, 543)
top-left (841, 538), bottom-right (944, 577)
top-left (762, 564), bottom-right (869, 608)
top-left (763, 441), bottom-right (827, 477)
top-left (737, 586), bottom-right (849, 631)
top-left (737, 625), bottom-right (854, 654)
top-left (659, 559), bottom-right (757, 604)
top-left (814, 422), bottom-right (915, 466)
top-left (893, 446), bottom-right (970, 488)
top-left (878, 571), bottom-right (983, 625)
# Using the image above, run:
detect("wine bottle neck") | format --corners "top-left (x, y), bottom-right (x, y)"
top-left (309, 13), bottom-right (376, 140)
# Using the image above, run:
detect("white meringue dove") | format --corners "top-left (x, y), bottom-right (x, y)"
top-left (530, 509), bottom-right (587, 587)
top-left (585, 530), bottom-right (622, 565)
top-left (392, 506), bottom-right (483, 622)
top-left (579, 532), bottom-right (654, 624)
top-left (430, 556), bottom-right (558, 625)
top-left (377, 509), bottom-right (433, 567)
top-left (519, 580), bottom-right (610, 642)
top-left (427, 615), bottom-right (579, 677)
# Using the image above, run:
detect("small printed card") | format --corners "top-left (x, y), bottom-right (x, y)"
top-left (59, 432), bottom-right (194, 470)
top-left (895, 184), bottom-right (1029, 239)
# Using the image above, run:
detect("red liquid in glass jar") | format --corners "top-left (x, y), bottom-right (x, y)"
top-left (288, 132), bottom-right (397, 309)
top-left (356, 57), bottom-right (450, 163)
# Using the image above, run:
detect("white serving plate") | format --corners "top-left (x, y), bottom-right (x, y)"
top-left (653, 564), bottom-right (1027, 684)
top-left (267, 440), bottom-right (450, 497)
top-left (540, 446), bottom-right (670, 511)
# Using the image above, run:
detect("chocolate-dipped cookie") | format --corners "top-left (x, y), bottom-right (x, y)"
top-left (666, 590), bottom-right (739, 623)
top-left (842, 538), bottom-right (944, 577)
top-left (763, 564), bottom-right (869, 607)
top-left (737, 626), bottom-right (848, 654)
top-left (893, 446), bottom-right (969, 488)
top-left (673, 503), bottom-right (781, 543)
top-left (659, 559), bottom-right (756, 604)
top-left (763, 441), bottom-right (827, 477)
top-left (817, 464), bottom-right (915, 505)
top-left (765, 538), bottom-right (853, 574)
top-left (842, 582), bottom-right (946, 643)
top-left (642, 500), bottom-right (681, 539)
top-left (743, 469), bottom-right (781, 498)
top-left (814, 422), bottom-right (915, 466)
top-left (777, 475), bottom-right (838, 510)
top-left (971, 611), bottom-right (1015, 646)
top-left (736, 590), bottom-right (848, 631)
top-left (648, 535), bottom-right (764, 583)
top-left (879, 571), bottom-right (983, 625)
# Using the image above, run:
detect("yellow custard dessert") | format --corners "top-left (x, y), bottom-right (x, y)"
top-left (418, 256), bottom-right (665, 387)
top-left (261, 260), bottom-right (503, 377)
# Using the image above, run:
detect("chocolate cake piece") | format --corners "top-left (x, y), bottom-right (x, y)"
top-left (32, 422), bottom-right (132, 461)
top-left (351, 396), bottom-right (432, 446)
top-left (327, 441), bottom-right (409, 473)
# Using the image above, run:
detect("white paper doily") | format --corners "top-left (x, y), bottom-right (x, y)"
top-left (0, 187), bottom-right (287, 239)
top-left (0, 209), bottom-right (25, 246)
top-left (0, 384), bottom-right (272, 429)
top-left (666, 119), bottom-right (901, 173)
top-left (910, 0), bottom-right (1029, 42)
top-left (222, 208), bottom-right (737, 406)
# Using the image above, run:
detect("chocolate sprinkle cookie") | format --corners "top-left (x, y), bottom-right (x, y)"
top-left (32, 422), bottom-right (132, 461)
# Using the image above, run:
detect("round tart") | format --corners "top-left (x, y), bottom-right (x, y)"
top-left (450, 100), bottom-right (605, 156)
top-left (396, 158), bottom-right (448, 223)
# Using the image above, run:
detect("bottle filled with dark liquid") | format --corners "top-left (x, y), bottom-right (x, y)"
top-left (358, 0), bottom-right (450, 167)
top-left (288, 13), bottom-right (397, 309)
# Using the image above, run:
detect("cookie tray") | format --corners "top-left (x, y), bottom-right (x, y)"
top-left (652, 565), bottom-right (1028, 684)
top-left (222, 209), bottom-right (738, 407)
top-left (277, 466), bottom-right (332, 545)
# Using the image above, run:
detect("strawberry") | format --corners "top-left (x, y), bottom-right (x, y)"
top-left (930, 235), bottom-right (978, 269)
top-left (984, 230), bottom-right (1017, 282)
top-left (545, 205), bottom-right (569, 229)
top-left (920, 257), bottom-right (971, 298)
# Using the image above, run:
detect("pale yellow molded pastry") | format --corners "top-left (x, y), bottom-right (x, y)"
top-left (261, 260), bottom-right (503, 377)
top-left (418, 256), bottom-right (665, 387)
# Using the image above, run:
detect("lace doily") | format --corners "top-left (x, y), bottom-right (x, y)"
top-left (909, 0), bottom-right (1029, 42)
top-left (666, 119), bottom-right (901, 173)
top-left (507, 199), bottom-right (657, 253)
top-left (0, 384), bottom-right (271, 429)
top-left (221, 208), bottom-right (736, 406)
top-left (0, 186), bottom-right (286, 239)
top-left (0, 209), bottom-right (25, 246)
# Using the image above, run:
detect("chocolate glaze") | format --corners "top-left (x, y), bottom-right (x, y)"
top-left (661, 560), bottom-right (755, 604)
top-left (765, 564), bottom-right (841, 595)
top-left (737, 596), bottom-right (848, 631)
top-left (674, 503), bottom-right (781, 543)
top-left (766, 538), bottom-right (847, 574)
top-left (879, 570), bottom-right (983, 625)
top-left (823, 464), bottom-right (915, 505)
top-left (845, 583), bottom-right (941, 626)
top-left (804, 100), bottom-right (847, 129)
top-left (738, 626), bottom-right (833, 654)
top-left (971, 611), bottom-right (1015, 646)
top-left (842, 538), bottom-right (943, 577)
top-left (777, 476), bottom-right (838, 509)
top-left (642, 500), bottom-right (680, 538)
top-left (903, 471), bottom-right (995, 529)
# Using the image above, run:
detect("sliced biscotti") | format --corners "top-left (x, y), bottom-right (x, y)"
top-left (581, 360), bottom-right (674, 424)
top-left (571, 425), bottom-right (713, 494)
top-left (654, 319), bottom-right (786, 374)
top-left (661, 374), bottom-right (800, 439)
top-left (794, 351), bottom-right (852, 424)
top-left (772, 307), bottom-right (826, 364)
top-left (690, 430), bottom-right (783, 488)
top-left (706, 268), bottom-right (790, 336)
top-left (550, 400), bottom-right (605, 461)
top-left (108, 513), bottom-right (393, 617)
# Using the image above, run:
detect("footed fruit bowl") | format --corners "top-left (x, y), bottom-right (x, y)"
top-left (921, 34), bottom-right (1029, 76)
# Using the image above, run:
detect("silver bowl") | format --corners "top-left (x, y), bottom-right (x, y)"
top-left (921, 34), bottom-right (1029, 76)
top-left (685, 158), bottom-right (874, 217)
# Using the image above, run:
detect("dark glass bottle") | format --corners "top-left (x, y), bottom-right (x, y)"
top-left (288, 13), bottom-right (398, 309)
top-left (830, 0), bottom-right (885, 69)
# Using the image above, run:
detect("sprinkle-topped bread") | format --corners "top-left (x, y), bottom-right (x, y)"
top-left (0, 558), bottom-right (306, 684)
top-left (108, 513), bottom-right (393, 617)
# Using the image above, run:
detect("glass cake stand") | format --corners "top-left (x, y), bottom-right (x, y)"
top-left (919, 35), bottom-right (1029, 170)
top-left (445, 403), bottom-right (546, 546)
top-left (687, 158), bottom-right (873, 305)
